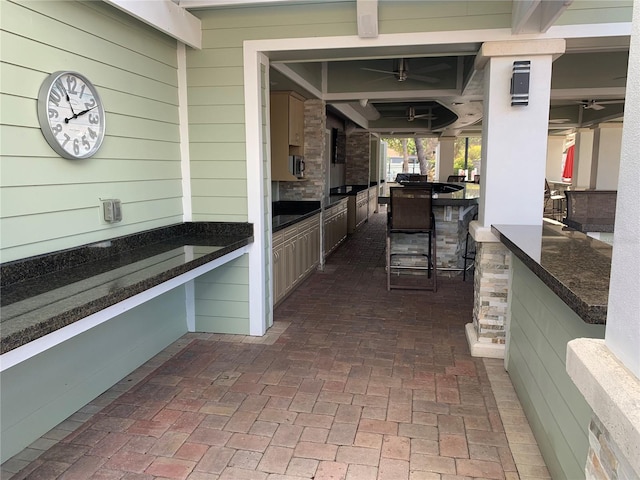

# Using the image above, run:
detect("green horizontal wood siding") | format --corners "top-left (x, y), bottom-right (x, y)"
top-left (195, 254), bottom-right (250, 334)
top-left (0, 286), bottom-right (188, 463)
top-left (0, 0), bottom-right (182, 262)
top-left (507, 256), bottom-right (605, 480)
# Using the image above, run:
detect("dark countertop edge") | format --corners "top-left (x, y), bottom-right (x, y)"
top-left (325, 196), bottom-right (348, 208)
top-left (491, 225), bottom-right (606, 325)
top-left (1, 222), bottom-right (253, 287)
top-left (272, 209), bottom-right (321, 233)
top-left (0, 236), bottom-right (253, 355)
top-left (432, 198), bottom-right (479, 206)
top-left (329, 184), bottom-right (371, 196)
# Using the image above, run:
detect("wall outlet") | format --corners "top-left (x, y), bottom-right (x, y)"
top-left (102, 199), bottom-right (122, 223)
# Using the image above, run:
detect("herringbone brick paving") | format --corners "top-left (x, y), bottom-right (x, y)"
top-left (2, 210), bottom-right (539, 479)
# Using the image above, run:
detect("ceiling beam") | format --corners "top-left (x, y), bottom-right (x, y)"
top-left (178, 0), bottom-right (296, 7)
top-left (512, 0), bottom-right (573, 34)
top-left (103, 0), bottom-right (202, 49)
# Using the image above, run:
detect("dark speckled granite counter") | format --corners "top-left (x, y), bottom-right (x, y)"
top-left (0, 222), bottom-right (253, 354)
top-left (378, 182), bottom-right (479, 207)
top-left (329, 184), bottom-right (369, 196)
top-left (492, 222), bottom-right (611, 324)
top-left (272, 201), bottom-right (321, 232)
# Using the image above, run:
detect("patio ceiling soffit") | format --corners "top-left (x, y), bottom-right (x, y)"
top-left (512, 0), bottom-right (574, 35)
top-left (103, 0), bottom-right (202, 49)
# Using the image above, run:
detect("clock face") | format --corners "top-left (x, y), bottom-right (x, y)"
top-left (37, 71), bottom-right (106, 159)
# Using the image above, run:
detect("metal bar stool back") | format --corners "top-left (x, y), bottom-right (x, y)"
top-left (386, 187), bottom-right (437, 291)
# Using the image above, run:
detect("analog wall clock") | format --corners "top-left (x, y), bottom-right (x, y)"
top-left (37, 71), bottom-right (106, 159)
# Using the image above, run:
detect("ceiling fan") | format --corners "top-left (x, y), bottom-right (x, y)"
top-left (578, 99), bottom-right (624, 111)
top-left (406, 106), bottom-right (436, 122)
top-left (361, 58), bottom-right (449, 84)
top-left (386, 106), bottom-right (437, 124)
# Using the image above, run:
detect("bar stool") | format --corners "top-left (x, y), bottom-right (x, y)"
top-left (386, 186), bottom-right (437, 291)
top-left (447, 175), bottom-right (466, 182)
top-left (462, 213), bottom-right (478, 281)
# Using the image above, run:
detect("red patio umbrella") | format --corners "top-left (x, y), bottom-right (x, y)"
top-left (562, 144), bottom-right (574, 182)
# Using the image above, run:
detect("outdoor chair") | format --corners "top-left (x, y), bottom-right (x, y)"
top-left (386, 186), bottom-right (437, 291)
top-left (447, 175), bottom-right (466, 182)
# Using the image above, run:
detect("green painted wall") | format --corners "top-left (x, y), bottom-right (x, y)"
top-left (195, 254), bottom-right (250, 334)
top-left (0, 286), bottom-right (188, 463)
top-left (0, 0), bottom-right (183, 263)
top-left (557, 0), bottom-right (634, 25)
top-left (507, 256), bottom-right (605, 480)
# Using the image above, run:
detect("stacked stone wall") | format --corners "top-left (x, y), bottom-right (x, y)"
top-left (280, 99), bottom-right (326, 201)
top-left (586, 416), bottom-right (637, 480)
top-left (345, 131), bottom-right (370, 185)
top-left (472, 242), bottom-right (510, 344)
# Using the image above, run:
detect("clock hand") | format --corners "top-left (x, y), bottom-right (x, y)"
top-left (57, 81), bottom-right (76, 115)
top-left (64, 105), bottom-right (98, 123)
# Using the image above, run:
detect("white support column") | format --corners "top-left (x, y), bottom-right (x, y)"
top-left (604, 9), bottom-right (640, 381)
top-left (574, 128), bottom-right (594, 188)
top-left (595, 124), bottom-right (624, 190)
top-left (467, 39), bottom-right (565, 359)
top-left (477, 39), bottom-right (565, 229)
top-left (567, 3), bottom-right (640, 477)
top-left (546, 135), bottom-right (565, 181)
top-left (437, 137), bottom-right (456, 181)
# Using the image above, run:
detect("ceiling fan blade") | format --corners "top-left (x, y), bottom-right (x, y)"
top-left (414, 63), bottom-right (451, 74)
top-left (595, 100), bottom-right (624, 105)
top-left (361, 67), bottom-right (397, 75)
top-left (408, 74), bottom-right (440, 84)
top-left (414, 114), bottom-right (437, 119)
top-left (363, 75), bottom-right (396, 85)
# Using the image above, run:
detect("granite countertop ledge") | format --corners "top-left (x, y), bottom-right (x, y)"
top-left (492, 222), bottom-right (611, 324)
top-left (0, 222), bottom-right (253, 354)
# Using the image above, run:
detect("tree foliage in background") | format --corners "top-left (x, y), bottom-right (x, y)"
top-left (454, 137), bottom-right (482, 172)
top-left (382, 137), bottom-right (439, 178)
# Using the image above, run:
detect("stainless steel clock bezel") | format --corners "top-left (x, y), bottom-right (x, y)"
top-left (36, 70), bottom-right (106, 160)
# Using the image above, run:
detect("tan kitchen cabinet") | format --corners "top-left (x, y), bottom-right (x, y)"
top-left (324, 198), bottom-right (348, 258)
top-left (272, 231), bottom-right (285, 303)
top-left (368, 185), bottom-right (378, 218)
top-left (272, 213), bottom-right (320, 305)
top-left (347, 190), bottom-right (369, 234)
top-left (270, 91), bottom-right (305, 181)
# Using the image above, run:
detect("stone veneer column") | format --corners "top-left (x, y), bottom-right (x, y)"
top-left (280, 99), bottom-right (326, 201)
top-left (345, 131), bottom-right (371, 185)
top-left (466, 39), bottom-right (565, 359)
top-left (567, 2), bottom-right (640, 477)
top-left (465, 228), bottom-right (510, 358)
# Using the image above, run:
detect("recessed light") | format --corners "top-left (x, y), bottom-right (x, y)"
top-left (452, 102), bottom-right (464, 106)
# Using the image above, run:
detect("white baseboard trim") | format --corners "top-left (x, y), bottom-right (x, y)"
top-left (465, 323), bottom-right (505, 359)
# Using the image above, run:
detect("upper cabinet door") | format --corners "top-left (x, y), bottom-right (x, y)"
top-left (288, 94), bottom-right (304, 146)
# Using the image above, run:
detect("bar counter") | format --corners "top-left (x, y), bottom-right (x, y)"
top-left (0, 223), bottom-right (253, 354)
top-left (492, 222), bottom-right (611, 324)
top-left (382, 183), bottom-right (479, 272)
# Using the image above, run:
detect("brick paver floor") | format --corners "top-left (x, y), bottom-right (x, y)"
top-left (2, 209), bottom-right (549, 479)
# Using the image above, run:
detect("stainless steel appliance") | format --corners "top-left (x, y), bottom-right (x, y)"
top-left (288, 155), bottom-right (305, 178)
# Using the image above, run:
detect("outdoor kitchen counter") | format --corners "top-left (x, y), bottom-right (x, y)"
top-left (272, 200), bottom-right (321, 232)
top-left (0, 222), bottom-right (253, 354)
top-left (379, 182), bottom-right (480, 206)
top-left (492, 222), bottom-right (611, 324)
